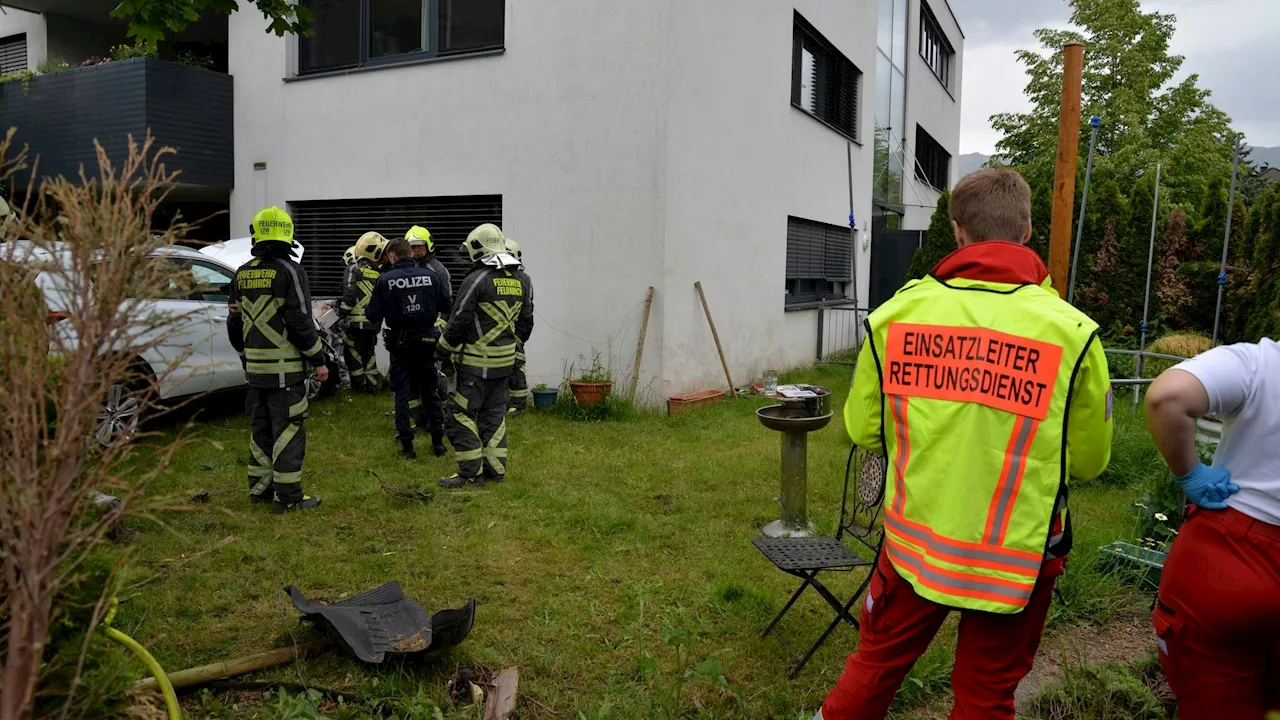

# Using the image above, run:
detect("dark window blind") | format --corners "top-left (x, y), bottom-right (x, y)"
top-left (0, 34), bottom-right (27, 74)
top-left (791, 13), bottom-right (861, 141)
top-left (290, 194), bottom-right (502, 296)
top-left (914, 125), bottom-right (951, 191)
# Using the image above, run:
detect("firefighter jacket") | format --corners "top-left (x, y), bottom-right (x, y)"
top-left (509, 265), bottom-right (534, 366)
top-left (440, 264), bottom-right (534, 379)
top-left (414, 256), bottom-right (453, 299)
top-left (339, 261), bottom-right (381, 328)
top-left (227, 253), bottom-right (325, 389)
top-left (367, 258), bottom-right (452, 351)
top-left (846, 241), bottom-right (1112, 614)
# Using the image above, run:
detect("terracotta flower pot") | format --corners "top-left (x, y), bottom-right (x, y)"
top-left (569, 380), bottom-right (613, 407)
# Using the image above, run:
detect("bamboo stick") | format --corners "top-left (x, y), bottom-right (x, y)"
top-left (694, 282), bottom-right (735, 395)
top-left (629, 287), bottom-right (654, 398)
top-left (136, 639), bottom-right (331, 691)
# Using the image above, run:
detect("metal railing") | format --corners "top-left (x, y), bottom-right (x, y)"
top-left (814, 304), bottom-right (868, 365)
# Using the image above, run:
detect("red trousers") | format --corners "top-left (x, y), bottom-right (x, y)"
top-left (1155, 506), bottom-right (1280, 719)
top-left (821, 553), bottom-right (1059, 720)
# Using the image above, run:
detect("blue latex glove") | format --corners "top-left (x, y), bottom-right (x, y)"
top-left (1177, 463), bottom-right (1240, 510)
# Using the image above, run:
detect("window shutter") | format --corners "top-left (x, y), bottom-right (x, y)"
top-left (824, 225), bottom-right (852, 282)
top-left (786, 218), bottom-right (826, 281)
top-left (290, 194), bottom-right (502, 296)
top-left (0, 34), bottom-right (26, 74)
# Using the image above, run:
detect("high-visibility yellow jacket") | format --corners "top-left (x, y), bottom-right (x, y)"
top-left (339, 261), bottom-right (381, 327)
top-left (846, 242), bottom-right (1112, 613)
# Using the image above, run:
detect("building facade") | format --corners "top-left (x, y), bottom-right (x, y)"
top-left (1, 0), bottom-right (963, 397)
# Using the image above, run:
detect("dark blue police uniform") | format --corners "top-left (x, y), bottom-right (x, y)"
top-left (367, 258), bottom-right (452, 456)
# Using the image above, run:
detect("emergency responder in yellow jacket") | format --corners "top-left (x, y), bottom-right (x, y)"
top-left (503, 238), bottom-right (534, 416)
top-left (339, 232), bottom-right (388, 393)
top-left (227, 206), bottom-right (327, 513)
top-left (437, 224), bottom-right (534, 489)
top-left (817, 170), bottom-right (1112, 720)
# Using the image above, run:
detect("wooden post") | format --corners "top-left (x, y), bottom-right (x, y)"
top-left (629, 287), bottom-right (654, 398)
top-left (136, 639), bottom-right (331, 691)
top-left (1049, 42), bottom-right (1086, 299)
top-left (694, 281), bottom-right (735, 395)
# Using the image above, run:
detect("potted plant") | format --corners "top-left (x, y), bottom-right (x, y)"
top-left (568, 354), bottom-right (613, 407)
top-left (531, 383), bottom-right (559, 409)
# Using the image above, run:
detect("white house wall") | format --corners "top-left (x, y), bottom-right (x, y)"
top-left (660, 0), bottom-right (878, 394)
top-left (228, 1), bottom-right (672, 393)
top-left (0, 6), bottom-right (47, 69)
top-left (903, 0), bottom-right (963, 231)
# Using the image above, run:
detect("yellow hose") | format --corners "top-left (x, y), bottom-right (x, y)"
top-left (102, 598), bottom-right (180, 720)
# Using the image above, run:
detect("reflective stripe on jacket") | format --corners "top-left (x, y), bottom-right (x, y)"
top-left (340, 262), bottom-right (381, 327)
top-left (441, 265), bottom-right (534, 379)
top-left (845, 242), bottom-right (1113, 613)
top-left (227, 255), bottom-right (324, 389)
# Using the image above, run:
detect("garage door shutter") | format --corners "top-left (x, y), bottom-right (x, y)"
top-left (290, 195), bottom-right (502, 297)
top-left (0, 34), bottom-right (27, 74)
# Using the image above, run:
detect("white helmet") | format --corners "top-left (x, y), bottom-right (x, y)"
top-left (504, 237), bottom-right (522, 265)
top-left (342, 245), bottom-right (357, 265)
top-left (463, 223), bottom-right (519, 268)
top-left (353, 231), bottom-right (389, 264)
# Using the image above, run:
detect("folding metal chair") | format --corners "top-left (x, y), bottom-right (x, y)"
top-left (752, 444), bottom-right (886, 677)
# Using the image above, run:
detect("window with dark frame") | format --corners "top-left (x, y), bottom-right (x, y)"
top-left (786, 216), bottom-right (853, 306)
top-left (919, 1), bottom-right (954, 90)
top-left (914, 125), bottom-right (951, 191)
top-left (0, 33), bottom-right (27, 74)
top-left (298, 0), bottom-right (504, 76)
top-left (791, 13), bottom-right (861, 142)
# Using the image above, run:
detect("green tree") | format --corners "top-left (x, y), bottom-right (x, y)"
top-left (1192, 175), bottom-right (1228, 262)
top-left (905, 190), bottom-right (954, 279)
top-left (112, 0), bottom-right (310, 44)
top-left (990, 0), bottom-right (1236, 220)
top-left (1073, 180), bottom-right (1128, 323)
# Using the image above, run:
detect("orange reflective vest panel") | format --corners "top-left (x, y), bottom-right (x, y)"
top-left (852, 270), bottom-right (1107, 614)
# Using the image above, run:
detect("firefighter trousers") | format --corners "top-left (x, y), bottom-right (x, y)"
top-left (343, 326), bottom-right (379, 390)
top-left (508, 358), bottom-right (529, 411)
top-left (1154, 506), bottom-right (1280, 720)
top-left (821, 552), bottom-right (1058, 720)
top-left (446, 373), bottom-right (510, 479)
top-left (389, 343), bottom-right (443, 442)
top-left (246, 383), bottom-right (309, 504)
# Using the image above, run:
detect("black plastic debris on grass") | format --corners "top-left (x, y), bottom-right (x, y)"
top-left (285, 582), bottom-right (475, 664)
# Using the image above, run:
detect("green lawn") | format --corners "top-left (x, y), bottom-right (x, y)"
top-left (104, 364), bottom-right (1147, 719)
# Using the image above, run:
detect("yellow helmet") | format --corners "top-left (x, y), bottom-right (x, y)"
top-left (342, 245), bottom-right (357, 265)
top-left (463, 223), bottom-right (506, 263)
top-left (250, 206), bottom-right (294, 245)
top-left (405, 225), bottom-right (433, 252)
top-left (505, 237), bottom-right (522, 264)
top-left (353, 231), bottom-right (389, 264)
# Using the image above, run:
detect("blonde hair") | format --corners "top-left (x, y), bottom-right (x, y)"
top-left (949, 169), bottom-right (1032, 243)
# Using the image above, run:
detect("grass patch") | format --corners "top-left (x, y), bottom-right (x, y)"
top-left (95, 364), bottom-right (1159, 718)
top-left (1023, 655), bottom-right (1173, 720)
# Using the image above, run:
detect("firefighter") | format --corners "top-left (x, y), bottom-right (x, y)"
top-left (406, 225), bottom-right (452, 298)
top-left (227, 206), bottom-right (327, 513)
top-left (339, 232), bottom-right (388, 393)
top-left (437, 224), bottom-right (533, 489)
top-left (816, 170), bottom-right (1113, 720)
top-left (503, 238), bottom-right (533, 416)
top-left (367, 238), bottom-right (452, 459)
top-left (1145, 341), bottom-right (1279, 719)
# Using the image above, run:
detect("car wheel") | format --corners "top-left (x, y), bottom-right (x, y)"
top-left (95, 382), bottom-right (143, 448)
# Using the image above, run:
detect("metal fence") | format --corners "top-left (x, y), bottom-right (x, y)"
top-left (814, 304), bottom-right (867, 365)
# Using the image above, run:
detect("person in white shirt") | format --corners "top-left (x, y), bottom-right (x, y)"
top-left (1145, 338), bottom-right (1280, 720)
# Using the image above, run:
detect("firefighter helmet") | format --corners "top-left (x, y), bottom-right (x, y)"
top-left (342, 245), bottom-right (357, 265)
top-left (250, 206), bottom-right (295, 245)
top-left (353, 232), bottom-right (389, 264)
top-left (405, 225), bottom-right (434, 252)
top-left (463, 223), bottom-right (507, 263)
top-left (505, 237), bottom-right (522, 264)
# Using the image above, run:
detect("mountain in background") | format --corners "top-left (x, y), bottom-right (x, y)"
top-left (955, 146), bottom-right (1280, 180)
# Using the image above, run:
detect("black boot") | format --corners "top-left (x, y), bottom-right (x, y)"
top-left (431, 434), bottom-right (447, 457)
top-left (273, 495), bottom-right (321, 514)
top-left (399, 437), bottom-right (417, 459)
top-left (438, 474), bottom-right (482, 489)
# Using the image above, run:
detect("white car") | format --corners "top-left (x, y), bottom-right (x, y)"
top-left (19, 238), bottom-right (341, 446)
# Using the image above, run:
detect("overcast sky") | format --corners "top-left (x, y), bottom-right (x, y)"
top-left (948, 0), bottom-right (1277, 155)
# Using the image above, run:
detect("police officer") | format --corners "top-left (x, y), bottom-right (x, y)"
top-left (503, 238), bottom-right (533, 417)
top-left (406, 225), bottom-right (452, 298)
top-left (339, 232), bottom-right (388, 393)
top-left (368, 238), bottom-right (452, 459)
top-left (437, 224), bottom-right (534, 489)
top-left (227, 206), bottom-right (327, 513)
